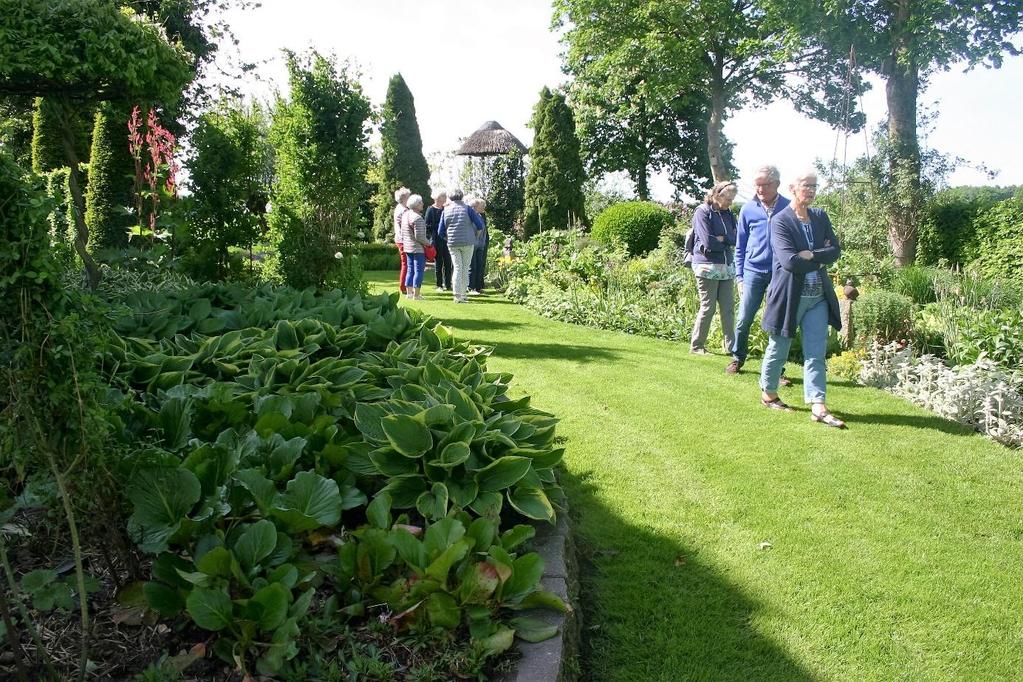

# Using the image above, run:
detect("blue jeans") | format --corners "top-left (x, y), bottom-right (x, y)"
top-left (732, 270), bottom-right (772, 363)
top-left (404, 252), bottom-right (426, 288)
top-left (760, 294), bottom-right (829, 403)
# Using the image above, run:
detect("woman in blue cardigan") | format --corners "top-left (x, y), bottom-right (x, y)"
top-left (690, 181), bottom-right (738, 354)
top-left (760, 170), bottom-right (846, 428)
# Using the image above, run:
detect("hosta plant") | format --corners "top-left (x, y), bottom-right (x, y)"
top-left (105, 283), bottom-right (567, 675)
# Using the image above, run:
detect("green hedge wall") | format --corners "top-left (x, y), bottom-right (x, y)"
top-left (918, 186), bottom-right (1018, 266)
top-left (358, 242), bottom-right (403, 270)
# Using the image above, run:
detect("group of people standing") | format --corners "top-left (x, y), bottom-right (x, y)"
top-left (689, 166), bottom-right (847, 429)
top-left (393, 187), bottom-right (489, 303)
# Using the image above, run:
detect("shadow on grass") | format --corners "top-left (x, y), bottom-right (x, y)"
top-left (843, 411), bottom-right (977, 436)
top-left (561, 468), bottom-right (815, 681)
top-left (435, 317), bottom-right (526, 332)
top-left (489, 340), bottom-right (622, 363)
top-left (457, 296), bottom-right (517, 307)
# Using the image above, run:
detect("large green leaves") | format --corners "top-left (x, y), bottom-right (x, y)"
top-left (186, 587), bottom-right (234, 631)
top-left (381, 413), bottom-right (432, 456)
top-left (379, 475), bottom-right (429, 509)
top-left (416, 483), bottom-right (449, 521)
top-left (510, 616), bottom-right (559, 643)
top-left (247, 583), bottom-right (290, 631)
top-left (127, 468), bottom-right (202, 553)
top-left (104, 281), bottom-right (570, 664)
top-left (143, 581), bottom-right (185, 618)
top-left (508, 486), bottom-right (556, 523)
top-left (233, 520), bottom-right (278, 572)
top-left (501, 554), bottom-right (545, 604)
top-left (159, 397), bottom-right (193, 450)
top-left (424, 518), bottom-right (466, 560)
top-left (271, 472), bottom-right (342, 532)
top-left (475, 456), bottom-right (531, 492)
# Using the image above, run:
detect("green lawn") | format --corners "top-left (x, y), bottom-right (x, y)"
top-left (366, 272), bottom-right (1023, 681)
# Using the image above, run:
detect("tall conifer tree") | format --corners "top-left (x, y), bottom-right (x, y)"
top-left (31, 97), bottom-right (68, 174)
top-left (373, 74), bottom-right (431, 240)
top-left (85, 102), bottom-right (135, 249)
top-left (522, 88), bottom-right (587, 236)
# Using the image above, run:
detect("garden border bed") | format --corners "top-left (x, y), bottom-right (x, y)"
top-left (500, 503), bottom-right (580, 682)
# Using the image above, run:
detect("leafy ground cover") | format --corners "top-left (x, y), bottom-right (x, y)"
top-left (366, 271), bottom-right (1023, 681)
top-left (3, 282), bottom-right (566, 680)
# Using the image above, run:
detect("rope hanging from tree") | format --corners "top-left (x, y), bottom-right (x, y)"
top-left (830, 45), bottom-right (873, 200)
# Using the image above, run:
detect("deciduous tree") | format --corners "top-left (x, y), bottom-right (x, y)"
top-left (269, 51), bottom-right (372, 289)
top-left (184, 99), bottom-right (272, 279)
top-left (553, 0), bottom-right (851, 183)
top-left (561, 27), bottom-right (714, 198)
top-left (782, 0), bottom-right (1023, 265)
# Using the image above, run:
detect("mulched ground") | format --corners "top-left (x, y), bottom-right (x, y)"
top-left (1, 508), bottom-right (517, 681)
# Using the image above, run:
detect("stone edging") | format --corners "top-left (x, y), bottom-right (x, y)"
top-left (500, 506), bottom-right (580, 682)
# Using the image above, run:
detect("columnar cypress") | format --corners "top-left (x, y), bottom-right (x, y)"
top-left (30, 97), bottom-right (65, 174)
top-left (522, 88), bottom-right (587, 236)
top-left (373, 73), bottom-right (431, 240)
top-left (85, 103), bottom-right (135, 249)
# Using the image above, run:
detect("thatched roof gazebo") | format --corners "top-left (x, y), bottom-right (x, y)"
top-left (456, 120), bottom-right (528, 156)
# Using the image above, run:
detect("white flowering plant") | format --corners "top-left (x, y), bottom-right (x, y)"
top-left (859, 342), bottom-right (1023, 448)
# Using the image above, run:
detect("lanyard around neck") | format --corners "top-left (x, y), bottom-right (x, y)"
top-left (799, 219), bottom-right (814, 249)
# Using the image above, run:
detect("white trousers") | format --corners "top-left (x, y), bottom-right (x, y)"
top-left (449, 244), bottom-right (475, 301)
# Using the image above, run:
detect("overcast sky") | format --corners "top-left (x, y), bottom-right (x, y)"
top-left (219, 0), bottom-right (1023, 201)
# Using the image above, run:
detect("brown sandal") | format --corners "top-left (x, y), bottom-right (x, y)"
top-left (811, 411), bottom-right (846, 429)
top-left (761, 397), bottom-right (795, 412)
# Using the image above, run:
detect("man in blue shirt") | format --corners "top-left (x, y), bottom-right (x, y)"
top-left (726, 166), bottom-right (792, 377)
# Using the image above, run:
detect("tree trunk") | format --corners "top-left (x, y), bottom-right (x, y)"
top-left (635, 98), bottom-right (650, 200)
top-left (706, 80), bottom-right (728, 183)
top-left (884, 1), bottom-right (921, 267)
top-left (635, 168), bottom-right (649, 201)
top-left (56, 97), bottom-right (101, 289)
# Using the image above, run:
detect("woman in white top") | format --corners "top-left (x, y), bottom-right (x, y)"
top-left (401, 194), bottom-right (431, 299)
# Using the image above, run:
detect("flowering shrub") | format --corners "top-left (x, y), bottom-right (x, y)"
top-left (828, 348), bottom-right (866, 381)
top-left (859, 342), bottom-right (1023, 448)
top-left (128, 105), bottom-right (178, 240)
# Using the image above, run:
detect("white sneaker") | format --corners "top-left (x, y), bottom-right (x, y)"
top-left (413, 294), bottom-right (424, 300)
top-left (468, 289), bottom-right (481, 296)
top-left (435, 286), bottom-right (445, 293)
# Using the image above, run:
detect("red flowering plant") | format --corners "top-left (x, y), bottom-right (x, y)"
top-left (128, 105), bottom-right (179, 243)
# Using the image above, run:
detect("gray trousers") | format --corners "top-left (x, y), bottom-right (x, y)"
top-left (691, 276), bottom-right (735, 352)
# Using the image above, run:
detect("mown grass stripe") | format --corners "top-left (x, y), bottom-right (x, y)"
top-left (367, 272), bottom-right (1023, 681)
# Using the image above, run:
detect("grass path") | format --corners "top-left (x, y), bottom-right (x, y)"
top-left (367, 273), bottom-right (1023, 681)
